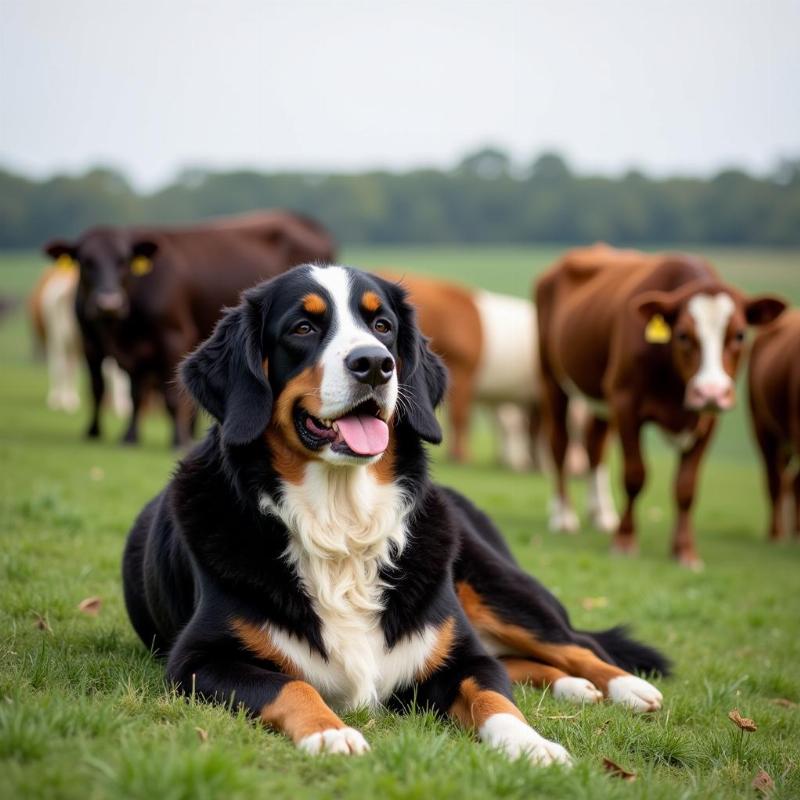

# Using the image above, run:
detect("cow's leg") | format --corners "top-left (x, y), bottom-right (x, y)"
top-left (494, 403), bottom-right (533, 471)
top-left (162, 373), bottom-right (194, 449)
top-left (447, 366), bottom-right (475, 463)
top-left (83, 344), bottom-right (105, 439)
top-left (121, 373), bottom-right (145, 445)
top-left (543, 377), bottom-right (578, 532)
top-left (501, 658), bottom-right (603, 704)
top-left (792, 467), bottom-right (800, 538)
top-left (753, 425), bottom-right (788, 541)
top-left (585, 415), bottom-right (618, 533)
top-left (672, 419), bottom-right (717, 568)
top-left (565, 399), bottom-right (590, 476)
top-left (612, 398), bottom-right (644, 555)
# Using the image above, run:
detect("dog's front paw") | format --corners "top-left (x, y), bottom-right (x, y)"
top-left (552, 676), bottom-right (603, 704)
top-left (297, 726), bottom-right (370, 755)
top-left (607, 675), bottom-right (663, 712)
top-left (480, 713), bottom-right (572, 766)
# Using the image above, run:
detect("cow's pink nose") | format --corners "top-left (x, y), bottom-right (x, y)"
top-left (686, 382), bottom-right (735, 411)
top-left (96, 292), bottom-right (125, 311)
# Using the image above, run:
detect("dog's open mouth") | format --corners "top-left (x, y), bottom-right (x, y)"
top-left (295, 398), bottom-right (389, 457)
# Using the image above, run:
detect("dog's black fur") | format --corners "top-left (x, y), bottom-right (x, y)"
top-left (123, 264), bottom-right (668, 740)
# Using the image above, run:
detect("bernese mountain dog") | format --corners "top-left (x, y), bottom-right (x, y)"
top-left (122, 264), bottom-right (669, 765)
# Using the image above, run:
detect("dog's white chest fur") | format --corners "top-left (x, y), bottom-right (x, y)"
top-left (259, 463), bottom-right (434, 710)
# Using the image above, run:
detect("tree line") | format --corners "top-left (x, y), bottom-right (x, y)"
top-left (1, 149), bottom-right (799, 248)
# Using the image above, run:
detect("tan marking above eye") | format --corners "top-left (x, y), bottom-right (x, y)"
top-left (361, 291), bottom-right (382, 312)
top-left (302, 293), bottom-right (327, 315)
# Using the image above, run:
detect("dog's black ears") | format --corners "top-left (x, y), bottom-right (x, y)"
top-left (390, 282), bottom-right (447, 444)
top-left (181, 294), bottom-right (272, 447)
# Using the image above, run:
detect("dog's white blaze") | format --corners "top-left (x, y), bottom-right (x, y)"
top-left (686, 293), bottom-right (735, 394)
top-left (260, 462), bottom-right (438, 710)
top-left (474, 292), bottom-right (538, 402)
top-left (587, 464), bottom-right (619, 532)
top-left (310, 265), bottom-right (399, 419)
top-left (479, 713), bottom-right (572, 765)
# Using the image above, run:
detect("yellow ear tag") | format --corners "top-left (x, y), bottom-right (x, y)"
top-left (645, 314), bottom-right (671, 344)
top-left (55, 254), bottom-right (76, 271)
top-left (130, 256), bottom-right (153, 276)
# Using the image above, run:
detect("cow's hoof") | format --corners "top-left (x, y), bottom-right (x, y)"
top-left (85, 427), bottom-right (100, 440)
top-left (589, 509), bottom-right (620, 534)
top-left (549, 499), bottom-right (580, 533)
top-left (121, 432), bottom-right (139, 446)
top-left (675, 553), bottom-right (704, 571)
top-left (611, 537), bottom-right (638, 556)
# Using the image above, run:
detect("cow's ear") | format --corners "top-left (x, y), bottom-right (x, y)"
top-left (43, 240), bottom-right (77, 261)
top-left (387, 280), bottom-right (447, 444)
top-left (745, 295), bottom-right (787, 326)
top-left (131, 239), bottom-right (158, 259)
top-left (180, 294), bottom-right (272, 447)
top-left (633, 290), bottom-right (682, 324)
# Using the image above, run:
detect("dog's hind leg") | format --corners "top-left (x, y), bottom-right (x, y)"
top-left (501, 658), bottom-right (603, 704)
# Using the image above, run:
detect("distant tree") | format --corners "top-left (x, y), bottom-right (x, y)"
top-left (456, 147), bottom-right (512, 180)
top-left (1, 151), bottom-right (798, 248)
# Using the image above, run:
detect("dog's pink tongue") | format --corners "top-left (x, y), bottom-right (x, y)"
top-left (335, 414), bottom-right (389, 456)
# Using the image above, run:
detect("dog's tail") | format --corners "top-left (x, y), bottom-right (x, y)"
top-left (586, 625), bottom-right (671, 677)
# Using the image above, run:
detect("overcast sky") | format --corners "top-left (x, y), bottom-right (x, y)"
top-left (1, 0), bottom-right (798, 189)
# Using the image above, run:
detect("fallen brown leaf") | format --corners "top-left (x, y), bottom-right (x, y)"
top-left (602, 757), bottom-right (636, 781)
top-left (77, 596), bottom-right (102, 616)
top-left (752, 769), bottom-right (774, 796)
top-left (770, 698), bottom-right (797, 709)
top-left (33, 613), bottom-right (52, 633)
top-left (728, 708), bottom-right (757, 732)
top-left (195, 727), bottom-right (209, 743)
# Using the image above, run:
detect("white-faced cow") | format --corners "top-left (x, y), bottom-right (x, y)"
top-left (536, 244), bottom-right (786, 567)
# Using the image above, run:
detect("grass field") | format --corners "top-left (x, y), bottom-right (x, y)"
top-left (1, 246), bottom-right (799, 800)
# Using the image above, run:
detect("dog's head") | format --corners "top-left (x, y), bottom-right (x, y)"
top-left (182, 265), bottom-right (446, 467)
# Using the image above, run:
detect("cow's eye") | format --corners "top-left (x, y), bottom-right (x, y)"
top-left (676, 331), bottom-right (691, 343)
top-left (734, 330), bottom-right (746, 342)
top-left (292, 321), bottom-right (314, 336)
top-left (373, 318), bottom-right (392, 334)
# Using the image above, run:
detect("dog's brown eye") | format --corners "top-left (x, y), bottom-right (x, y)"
top-left (374, 318), bottom-right (391, 334)
top-left (292, 321), bottom-right (313, 336)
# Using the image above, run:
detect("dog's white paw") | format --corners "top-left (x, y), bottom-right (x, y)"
top-left (607, 675), bottom-right (663, 712)
top-left (552, 676), bottom-right (603, 704)
top-left (480, 713), bottom-right (572, 766)
top-left (548, 498), bottom-right (580, 533)
top-left (297, 726), bottom-right (370, 756)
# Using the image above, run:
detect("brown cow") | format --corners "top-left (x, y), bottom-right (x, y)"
top-left (536, 244), bottom-right (786, 567)
top-left (377, 270), bottom-right (588, 472)
top-left (748, 309), bottom-right (800, 539)
top-left (44, 211), bottom-right (336, 447)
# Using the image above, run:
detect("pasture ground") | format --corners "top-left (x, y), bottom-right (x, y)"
top-left (1, 246), bottom-right (799, 800)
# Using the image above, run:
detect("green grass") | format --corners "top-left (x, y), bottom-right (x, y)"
top-left (1, 246), bottom-right (799, 800)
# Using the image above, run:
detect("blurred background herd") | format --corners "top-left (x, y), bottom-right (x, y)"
top-left (2, 0), bottom-right (799, 565)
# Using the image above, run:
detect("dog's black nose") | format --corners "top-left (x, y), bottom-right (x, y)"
top-left (345, 346), bottom-right (395, 387)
